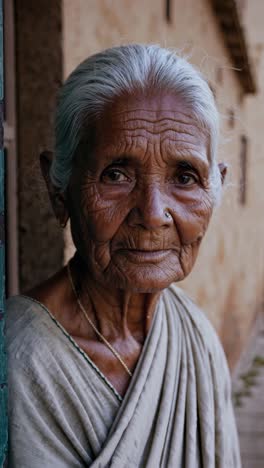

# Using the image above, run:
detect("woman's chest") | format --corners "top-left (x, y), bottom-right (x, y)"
top-left (72, 334), bottom-right (142, 397)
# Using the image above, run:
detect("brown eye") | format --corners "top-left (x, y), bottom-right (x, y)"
top-left (101, 168), bottom-right (130, 184)
top-left (175, 173), bottom-right (197, 186)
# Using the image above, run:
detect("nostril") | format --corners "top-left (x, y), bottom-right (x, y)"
top-left (127, 207), bottom-right (173, 230)
top-left (127, 189), bottom-right (173, 229)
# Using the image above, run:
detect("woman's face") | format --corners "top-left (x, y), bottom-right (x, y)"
top-left (67, 92), bottom-right (216, 292)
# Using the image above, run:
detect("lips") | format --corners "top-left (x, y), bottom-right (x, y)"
top-left (117, 249), bottom-right (173, 264)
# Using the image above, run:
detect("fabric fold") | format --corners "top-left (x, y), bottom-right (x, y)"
top-left (6, 285), bottom-right (241, 467)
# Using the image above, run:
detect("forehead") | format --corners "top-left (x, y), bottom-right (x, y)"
top-left (93, 92), bottom-right (209, 162)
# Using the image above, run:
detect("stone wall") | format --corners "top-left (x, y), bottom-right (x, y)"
top-left (61, 0), bottom-right (264, 367)
top-left (15, 0), bottom-right (64, 291)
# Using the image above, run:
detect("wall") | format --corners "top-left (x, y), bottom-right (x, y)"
top-left (62, 0), bottom-right (264, 367)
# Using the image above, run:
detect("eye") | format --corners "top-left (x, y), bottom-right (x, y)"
top-left (101, 168), bottom-right (131, 184)
top-left (175, 172), bottom-right (198, 186)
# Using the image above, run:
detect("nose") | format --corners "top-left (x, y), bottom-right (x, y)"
top-left (128, 186), bottom-right (173, 230)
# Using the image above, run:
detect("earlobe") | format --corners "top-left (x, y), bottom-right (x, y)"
top-left (218, 162), bottom-right (228, 185)
top-left (39, 151), bottom-right (69, 226)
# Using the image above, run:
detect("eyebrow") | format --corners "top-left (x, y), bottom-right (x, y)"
top-left (101, 152), bottom-right (209, 175)
top-left (103, 155), bottom-right (136, 166)
top-left (176, 160), bottom-right (198, 171)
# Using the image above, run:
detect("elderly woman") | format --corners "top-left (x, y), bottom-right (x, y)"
top-left (7, 44), bottom-right (240, 467)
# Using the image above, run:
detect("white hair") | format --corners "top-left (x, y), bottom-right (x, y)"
top-left (51, 44), bottom-right (221, 203)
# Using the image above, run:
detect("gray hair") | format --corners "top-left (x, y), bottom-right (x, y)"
top-left (51, 44), bottom-right (221, 202)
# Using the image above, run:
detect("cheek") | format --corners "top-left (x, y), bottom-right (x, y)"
top-left (173, 191), bottom-right (213, 244)
top-left (86, 205), bottom-right (128, 243)
top-left (79, 186), bottom-right (130, 243)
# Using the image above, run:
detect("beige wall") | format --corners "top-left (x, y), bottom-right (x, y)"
top-left (62, 0), bottom-right (264, 367)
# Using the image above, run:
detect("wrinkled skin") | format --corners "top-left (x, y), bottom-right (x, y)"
top-left (29, 91), bottom-right (226, 395)
top-left (69, 93), bottom-right (213, 291)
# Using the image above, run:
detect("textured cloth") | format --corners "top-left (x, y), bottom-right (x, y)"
top-left (6, 285), bottom-right (241, 467)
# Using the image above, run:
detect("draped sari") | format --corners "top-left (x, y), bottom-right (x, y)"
top-left (6, 284), bottom-right (241, 467)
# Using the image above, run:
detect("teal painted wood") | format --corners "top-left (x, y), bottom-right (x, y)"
top-left (0, 0), bottom-right (7, 465)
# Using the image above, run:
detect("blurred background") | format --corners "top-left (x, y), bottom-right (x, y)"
top-left (3, 0), bottom-right (264, 466)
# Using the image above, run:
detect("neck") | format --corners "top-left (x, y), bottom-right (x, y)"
top-left (69, 254), bottom-right (161, 344)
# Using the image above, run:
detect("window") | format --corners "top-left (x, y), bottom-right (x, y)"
top-left (165, 0), bottom-right (171, 23)
top-left (228, 109), bottom-right (235, 129)
top-left (239, 135), bottom-right (248, 205)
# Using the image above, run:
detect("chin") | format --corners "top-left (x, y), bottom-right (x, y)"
top-left (107, 262), bottom-right (186, 293)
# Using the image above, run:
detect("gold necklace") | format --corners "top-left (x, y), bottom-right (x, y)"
top-left (67, 262), bottom-right (132, 377)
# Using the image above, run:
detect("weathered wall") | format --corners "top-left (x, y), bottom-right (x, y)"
top-left (15, 0), bottom-right (64, 291)
top-left (231, 5), bottom-right (264, 463)
top-left (62, 0), bottom-right (264, 367)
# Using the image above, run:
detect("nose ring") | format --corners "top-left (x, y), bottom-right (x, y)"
top-left (165, 211), bottom-right (171, 219)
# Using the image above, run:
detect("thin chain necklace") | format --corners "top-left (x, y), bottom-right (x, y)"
top-left (67, 262), bottom-right (132, 377)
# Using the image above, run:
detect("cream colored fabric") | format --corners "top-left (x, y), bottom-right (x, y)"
top-left (6, 285), bottom-right (241, 467)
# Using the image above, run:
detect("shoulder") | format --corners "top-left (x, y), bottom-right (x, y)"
top-left (6, 295), bottom-right (61, 377)
top-left (6, 295), bottom-right (43, 347)
top-left (6, 295), bottom-right (54, 343)
top-left (167, 284), bottom-right (218, 337)
top-left (166, 284), bottom-right (229, 375)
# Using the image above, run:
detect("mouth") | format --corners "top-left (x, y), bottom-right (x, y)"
top-left (117, 249), bottom-right (173, 264)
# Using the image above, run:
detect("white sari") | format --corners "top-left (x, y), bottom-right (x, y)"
top-left (6, 285), bottom-right (241, 467)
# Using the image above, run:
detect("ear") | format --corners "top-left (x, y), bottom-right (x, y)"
top-left (40, 151), bottom-right (69, 227)
top-left (218, 162), bottom-right (228, 185)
